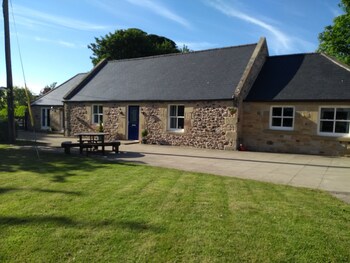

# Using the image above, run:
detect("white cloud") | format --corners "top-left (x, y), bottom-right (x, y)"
top-left (126, 0), bottom-right (191, 29)
top-left (176, 41), bottom-right (218, 51)
top-left (34, 36), bottom-right (77, 49)
top-left (206, 0), bottom-right (291, 53)
top-left (12, 4), bottom-right (110, 31)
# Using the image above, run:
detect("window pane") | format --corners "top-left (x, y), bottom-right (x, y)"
top-left (178, 106), bottom-right (184, 117)
top-left (272, 107), bottom-right (282, 116)
top-left (178, 118), bottom-right (184, 129)
top-left (47, 110), bottom-right (51, 126)
top-left (42, 109), bottom-right (46, 126)
top-left (170, 117), bottom-right (177, 129)
top-left (283, 118), bottom-right (293, 127)
top-left (170, 106), bottom-right (177, 116)
top-left (130, 110), bottom-right (137, 122)
top-left (283, 107), bottom-right (293, 117)
top-left (321, 108), bottom-right (334, 119)
top-left (93, 105), bottom-right (97, 114)
top-left (98, 106), bottom-right (103, 114)
top-left (94, 115), bottom-right (99, 124)
top-left (99, 115), bottom-right (103, 124)
top-left (335, 122), bottom-right (349, 133)
top-left (272, 117), bottom-right (281, 127)
top-left (336, 108), bottom-right (350, 120)
top-left (320, 121), bottom-right (334, 132)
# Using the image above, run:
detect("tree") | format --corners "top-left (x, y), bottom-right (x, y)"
top-left (0, 86), bottom-right (34, 120)
top-left (180, 44), bottom-right (192, 53)
top-left (318, 0), bottom-right (350, 65)
top-left (88, 28), bottom-right (180, 65)
top-left (40, 82), bottom-right (57, 95)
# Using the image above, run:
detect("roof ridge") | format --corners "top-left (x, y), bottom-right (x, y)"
top-left (64, 59), bottom-right (108, 100)
top-left (320, 53), bottom-right (350, 72)
top-left (31, 72), bottom-right (86, 102)
top-left (268, 52), bottom-right (319, 59)
top-left (107, 42), bottom-right (258, 64)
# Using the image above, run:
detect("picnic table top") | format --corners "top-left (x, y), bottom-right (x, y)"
top-left (74, 132), bottom-right (109, 136)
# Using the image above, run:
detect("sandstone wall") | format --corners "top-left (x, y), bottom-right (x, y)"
top-left (32, 106), bottom-right (63, 132)
top-left (65, 101), bottom-right (237, 150)
top-left (242, 102), bottom-right (350, 156)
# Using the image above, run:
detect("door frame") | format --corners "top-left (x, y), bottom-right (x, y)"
top-left (41, 107), bottom-right (51, 130)
top-left (127, 105), bottom-right (140, 140)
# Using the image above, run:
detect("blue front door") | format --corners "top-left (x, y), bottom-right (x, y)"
top-left (128, 106), bottom-right (139, 140)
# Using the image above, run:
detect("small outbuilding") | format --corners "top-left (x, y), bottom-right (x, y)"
top-left (31, 73), bottom-right (87, 132)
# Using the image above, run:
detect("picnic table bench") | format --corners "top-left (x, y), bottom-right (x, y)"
top-left (61, 132), bottom-right (120, 155)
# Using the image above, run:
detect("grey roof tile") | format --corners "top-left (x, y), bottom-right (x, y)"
top-left (67, 44), bottom-right (257, 102)
top-left (245, 53), bottom-right (350, 101)
top-left (32, 73), bottom-right (87, 106)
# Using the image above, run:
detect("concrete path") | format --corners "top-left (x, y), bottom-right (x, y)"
top-left (17, 131), bottom-right (350, 203)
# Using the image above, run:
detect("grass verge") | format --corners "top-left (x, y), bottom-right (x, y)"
top-left (0, 145), bottom-right (349, 262)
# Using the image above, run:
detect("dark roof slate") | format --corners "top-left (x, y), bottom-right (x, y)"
top-left (66, 44), bottom-right (257, 102)
top-left (245, 53), bottom-right (350, 101)
top-left (32, 73), bottom-right (87, 106)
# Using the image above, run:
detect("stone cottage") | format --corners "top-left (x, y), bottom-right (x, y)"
top-left (63, 38), bottom-right (268, 150)
top-left (243, 53), bottom-right (350, 155)
top-left (31, 73), bottom-right (87, 132)
top-left (59, 37), bottom-right (350, 155)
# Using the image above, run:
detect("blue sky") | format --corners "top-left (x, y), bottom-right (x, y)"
top-left (0, 0), bottom-right (342, 94)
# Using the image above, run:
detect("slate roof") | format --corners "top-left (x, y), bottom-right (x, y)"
top-left (245, 53), bottom-right (350, 102)
top-left (65, 44), bottom-right (257, 102)
top-left (32, 73), bottom-right (87, 106)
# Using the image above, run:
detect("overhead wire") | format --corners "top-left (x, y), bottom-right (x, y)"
top-left (9, 0), bottom-right (40, 159)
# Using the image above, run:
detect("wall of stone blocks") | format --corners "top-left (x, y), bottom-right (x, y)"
top-left (65, 100), bottom-right (237, 150)
top-left (31, 106), bottom-right (63, 132)
top-left (242, 102), bottom-right (350, 156)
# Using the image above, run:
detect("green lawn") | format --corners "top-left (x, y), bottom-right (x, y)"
top-left (0, 145), bottom-right (349, 262)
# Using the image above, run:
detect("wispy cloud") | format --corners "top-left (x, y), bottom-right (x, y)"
top-left (126, 0), bottom-right (191, 29)
top-left (206, 0), bottom-right (291, 53)
top-left (34, 36), bottom-right (78, 49)
top-left (176, 41), bottom-right (218, 51)
top-left (12, 4), bottom-right (110, 31)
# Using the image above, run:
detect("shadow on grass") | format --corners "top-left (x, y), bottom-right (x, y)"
top-left (117, 220), bottom-right (164, 233)
top-left (0, 216), bottom-right (165, 233)
top-left (0, 216), bottom-right (76, 226)
top-left (0, 187), bottom-right (82, 196)
top-left (0, 147), bottom-right (106, 183)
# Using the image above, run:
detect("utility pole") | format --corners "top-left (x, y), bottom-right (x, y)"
top-left (3, 0), bottom-right (15, 143)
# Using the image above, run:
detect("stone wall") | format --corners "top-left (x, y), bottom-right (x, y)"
top-left (65, 102), bottom-right (127, 140)
top-left (234, 37), bottom-right (269, 146)
top-left (32, 106), bottom-right (63, 132)
top-left (65, 100), bottom-right (237, 150)
top-left (242, 102), bottom-right (350, 156)
top-left (141, 101), bottom-right (236, 150)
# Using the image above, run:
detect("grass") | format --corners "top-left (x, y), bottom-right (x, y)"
top-left (0, 144), bottom-right (349, 262)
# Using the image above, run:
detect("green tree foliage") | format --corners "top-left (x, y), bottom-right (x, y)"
top-left (88, 28), bottom-right (180, 65)
top-left (180, 44), bottom-right (192, 53)
top-left (318, 0), bottom-right (350, 65)
top-left (0, 86), bottom-right (34, 120)
top-left (40, 82), bottom-right (57, 96)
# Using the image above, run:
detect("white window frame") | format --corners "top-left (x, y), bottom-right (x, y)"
top-left (168, 105), bottom-right (185, 132)
top-left (92, 105), bottom-right (103, 124)
top-left (318, 106), bottom-right (350, 137)
top-left (269, 106), bottom-right (295, 131)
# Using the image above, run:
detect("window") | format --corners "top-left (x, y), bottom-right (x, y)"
top-left (92, 105), bottom-right (103, 124)
top-left (319, 107), bottom-right (350, 136)
top-left (169, 105), bottom-right (184, 131)
top-left (270, 106), bottom-right (294, 130)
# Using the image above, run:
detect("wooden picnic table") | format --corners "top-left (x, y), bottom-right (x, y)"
top-left (74, 132), bottom-right (109, 155)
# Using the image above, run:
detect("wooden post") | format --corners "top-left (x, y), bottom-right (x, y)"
top-left (3, 0), bottom-right (15, 143)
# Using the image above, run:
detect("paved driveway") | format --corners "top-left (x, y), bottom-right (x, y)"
top-left (18, 131), bottom-right (350, 203)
